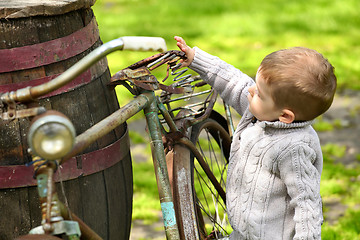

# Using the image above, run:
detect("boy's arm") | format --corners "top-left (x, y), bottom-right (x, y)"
top-left (278, 144), bottom-right (323, 240)
top-left (175, 36), bottom-right (254, 115)
top-left (189, 47), bottom-right (254, 115)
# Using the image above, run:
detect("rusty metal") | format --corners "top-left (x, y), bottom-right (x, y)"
top-left (147, 52), bottom-right (172, 68)
top-left (110, 67), bottom-right (151, 84)
top-left (31, 158), bottom-right (95, 238)
top-left (161, 89), bottom-right (211, 104)
top-left (157, 99), bottom-right (178, 133)
top-left (110, 67), bottom-right (185, 94)
top-left (14, 107), bottom-right (46, 119)
top-left (126, 50), bottom-right (185, 70)
top-left (158, 83), bottom-right (185, 94)
top-left (144, 92), bottom-right (180, 240)
top-left (58, 201), bottom-right (102, 240)
top-left (171, 68), bottom-right (192, 84)
top-left (172, 143), bottom-right (199, 240)
top-left (60, 92), bottom-right (152, 165)
top-left (109, 50), bottom-right (187, 94)
top-left (179, 90), bottom-right (218, 131)
top-left (44, 167), bottom-right (54, 233)
top-left (148, 54), bottom-right (179, 71)
top-left (159, 75), bottom-right (202, 103)
top-left (133, 77), bottom-right (159, 91)
top-left (32, 159), bottom-right (62, 234)
top-left (170, 110), bottom-right (200, 240)
top-left (15, 234), bottom-right (62, 240)
top-left (167, 101), bottom-right (210, 116)
top-left (0, 98), bottom-right (46, 120)
top-left (0, 97), bottom-right (16, 120)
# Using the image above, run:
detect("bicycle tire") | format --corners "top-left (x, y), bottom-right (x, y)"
top-left (171, 117), bottom-right (232, 239)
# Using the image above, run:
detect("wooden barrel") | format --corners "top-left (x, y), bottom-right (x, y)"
top-left (0, 1), bottom-right (133, 239)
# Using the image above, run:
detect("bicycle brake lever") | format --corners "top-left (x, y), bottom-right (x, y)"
top-left (0, 97), bottom-right (46, 121)
top-left (1, 107), bottom-right (46, 121)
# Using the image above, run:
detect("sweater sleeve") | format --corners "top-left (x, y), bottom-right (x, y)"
top-left (189, 47), bottom-right (255, 116)
top-left (278, 144), bottom-right (323, 240)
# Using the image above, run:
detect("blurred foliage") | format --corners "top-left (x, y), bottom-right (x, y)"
top-left (93, 0), bottom-right (360, 93)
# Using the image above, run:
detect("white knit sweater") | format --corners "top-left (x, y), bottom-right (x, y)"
top-left (189, 47), bottom-right (323, 239)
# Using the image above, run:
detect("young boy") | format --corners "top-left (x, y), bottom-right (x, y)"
top-left (174, 36), bottom-right (337, 239)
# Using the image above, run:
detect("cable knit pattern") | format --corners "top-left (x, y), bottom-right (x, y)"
top-left (189, 48), bottom-right (323, 239)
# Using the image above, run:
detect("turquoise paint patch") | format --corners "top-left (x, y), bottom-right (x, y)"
top-left (36, 174), bottom-right (48, 198)
top-left (160, 202), bottom-right (176, 227)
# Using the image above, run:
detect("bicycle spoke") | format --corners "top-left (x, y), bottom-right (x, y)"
top-left (194, 166), bottom-right (226, 213)
top-left (195, 195), bottom-right (229, 235)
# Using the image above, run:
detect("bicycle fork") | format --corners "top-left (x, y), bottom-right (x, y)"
top-left (143, 93), bottom-right (180, 240)
top-left (29, 159), bottom-right (83, 239)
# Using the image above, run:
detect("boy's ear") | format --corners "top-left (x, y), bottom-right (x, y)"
top-left (279, 109), bottom-right (295, 124)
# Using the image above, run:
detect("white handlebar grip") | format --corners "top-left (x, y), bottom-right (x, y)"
top-left (120, 36), bottom-right (167, 52)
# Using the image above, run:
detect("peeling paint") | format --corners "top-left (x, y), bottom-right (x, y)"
top-left (160, 202), bottom-right (176, 228)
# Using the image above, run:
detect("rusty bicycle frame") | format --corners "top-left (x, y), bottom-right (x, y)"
top-left (0, 37), bottom-right (230, 240)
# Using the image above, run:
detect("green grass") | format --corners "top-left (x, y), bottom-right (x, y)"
top-left (132, 159), bottom-right (162, 223)
top-left (320, 143), bottom-right (360, 239)
top-left (127, 132), bottom-right (161, 222)
top-left (322, 210), bottom-right (360, 240)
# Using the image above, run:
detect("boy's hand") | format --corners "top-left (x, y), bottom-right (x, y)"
top-left (174, 36), bottom-right (195, 68)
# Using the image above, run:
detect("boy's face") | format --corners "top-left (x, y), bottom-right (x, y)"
top-left (247, 71), bottom-right (282, 122)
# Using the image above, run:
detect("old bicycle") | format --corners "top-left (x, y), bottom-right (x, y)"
top-left (1, 37), bottom-right (233, 240)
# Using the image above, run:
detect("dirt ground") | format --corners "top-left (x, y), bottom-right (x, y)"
top-left (129, 90), bottom-right (360, 239)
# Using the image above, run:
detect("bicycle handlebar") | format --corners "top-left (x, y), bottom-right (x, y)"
top-left (0, 36), bottom-right (167, 103)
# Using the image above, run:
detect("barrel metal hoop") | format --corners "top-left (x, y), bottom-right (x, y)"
top-left (0, 17), bottom-right (99, 73)
top-left (0, 17), bottom-right (109, 98)
top-left (0, 127), bottom-right (130, 189)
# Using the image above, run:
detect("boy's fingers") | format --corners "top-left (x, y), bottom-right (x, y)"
top-left (177, 42), bottom-right (186, 52)
top-left (175, 36), bottom-right (188, 51)
top-left (174, 36), bottom-right (193, 68)
top-left (174, 36), bottom-right (184, 43)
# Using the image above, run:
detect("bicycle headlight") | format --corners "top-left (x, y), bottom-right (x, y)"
top-left (28, 111), bottom-right (76, 160)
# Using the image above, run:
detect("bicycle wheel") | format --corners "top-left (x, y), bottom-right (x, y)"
top-left (171, 117), bottom-right (232, 240)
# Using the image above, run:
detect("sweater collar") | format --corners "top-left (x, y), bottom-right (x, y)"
top-left (257, 119), bottom-right (314, 130)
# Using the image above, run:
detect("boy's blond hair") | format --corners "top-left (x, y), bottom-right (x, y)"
top-left (258, 47), bottom-right (337, 121)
